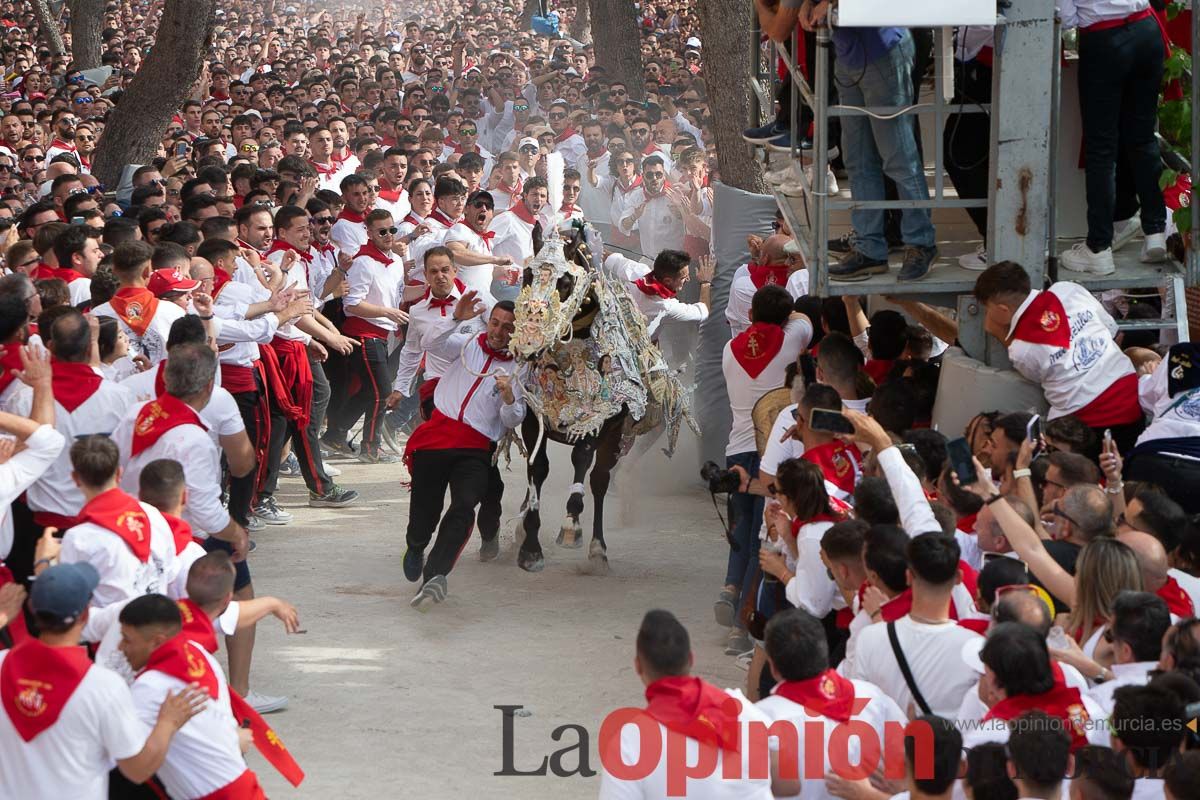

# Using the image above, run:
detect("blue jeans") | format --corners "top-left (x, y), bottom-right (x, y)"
top-left (724, 453), bottom-right (764, 608)
top-left (836, 30), bottom-right (935, 260)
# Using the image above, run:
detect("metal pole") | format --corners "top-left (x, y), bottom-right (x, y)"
top-left (933, 28), bottom-right (945, 201)
top-left (790, 27), bottom-right (800, 159)
top-left (814, 25), bottom-right (831, 297)
top-left (1191, 3), bottom-right (1199, 287)
top-left (750, 11), bottom-right (762, 123)
top-left (1047, 14), bottom-right (1062, 284)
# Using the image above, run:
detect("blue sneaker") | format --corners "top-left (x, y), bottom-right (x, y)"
top-left (742, 121), bottom-right (787, 144)
top-left (403, 548), bottom-right (424, 582)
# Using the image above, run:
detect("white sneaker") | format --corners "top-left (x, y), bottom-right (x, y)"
top-left (325, 462), bottom-right (342, 477)
top-left (958, 243), bottom-right (988, 271)
top-left (1112, 215), bottom-right (1141, 252)
top-left (1141, 232), bottom-right (1167, 263)
top-left (243, 690), bottom-right (288, 714)
top-left (765, 163), bottom-right (798, 185)
top-left (1060, 242), bottom-right (1116, 275)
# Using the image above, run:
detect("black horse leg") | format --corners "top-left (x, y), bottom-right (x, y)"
top-left (518, 422), bottom-right (550, 573)
top-left (557, 440), bottom-right (595, 548)
top-left (587, 416), bottom-right (625, 571)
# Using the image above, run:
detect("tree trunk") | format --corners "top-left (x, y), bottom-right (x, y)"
top-left (68, 0), bottom-right (105, 69)
top-left (696, 0), bottom-right (765, 193)
top-left (91, 0), bottom-right (214, 188)
top-left (568, 0), bottom-right (591, 44)
top-left (588, 0), bottom-right (645, 100)
top-left (30, 0), bottom-right (65, 56)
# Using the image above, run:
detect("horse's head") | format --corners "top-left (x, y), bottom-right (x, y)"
top-left (510, 223), bottom-right (597, 360)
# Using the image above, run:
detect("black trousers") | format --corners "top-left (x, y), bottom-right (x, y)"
top-left (1078, 16), bottom-right (1166, 250)
top-left (406, 448), bottom-right (492, 581)
top-left (329, 336), bottom-right (390, 452)
top-left (943, 59), bottom-right (993, 238)
top-left (322, 299), bottom-right (351, 433)
top-left (229, 381), bottom-right (267, 525)
top-left (1126, 451), bottom-right (1200, 515)
top-left (261, 355), bottom-right (331, 498)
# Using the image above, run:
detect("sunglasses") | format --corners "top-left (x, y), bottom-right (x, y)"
top-left (513, 104), bottom-right (529, 112)
top-left (413, 115), bottom-right (430, 121)
top-left (312, 216), bottom-right (334, 224)
top-left (374, 226), bottom-right (398, 235)
top-left (616, 157), bottom-right (635, 164)
top-left (75, 134), bottom-right (95, 141)
top-left (459, 128), bottom-right (477, 136)
top-left (73, 97), bottom-right (94, 104)
top-left (22, 155), bottom-right (43, 162)
top-left (470, 200), bottom-right (493, 210)
top-left (632, 128), bottom-right (651, 136)
top-left (16, 257), bottom-right (39, 268)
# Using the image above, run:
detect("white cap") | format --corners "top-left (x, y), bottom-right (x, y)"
top-left (518, 136), bottom-right (540, 151)
top-left (686, 36), bottom-right (702, 49)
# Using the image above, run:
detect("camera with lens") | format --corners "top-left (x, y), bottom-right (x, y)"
top-left (700, 461), bottom-right (742, 494)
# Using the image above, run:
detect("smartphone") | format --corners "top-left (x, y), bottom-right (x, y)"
top-left (947, 437), bottom-right (978, 486)
top-left (1026, 414), bottom-right (1043, 457)
top-left (70, 216), bottom-right (84, 225)
top-left (809, 408), bottom-right (855, 436)
top-left (1104, 428), bottom-right (1113, 452)
top-left (175, 141), bottom-right (188, 158)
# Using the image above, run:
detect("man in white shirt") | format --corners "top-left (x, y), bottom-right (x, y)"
top-left (598, 609), bottom-right (774, 799)
top-left (725, 235), bottom-right (808, 337)
top-left (120, 593), bottom-right (266, 800)
top-left (92, 240), bottom-right (185, 365)
top-left (1087, 591), bottom-right (1171, 717)
top-left (325, 209), bottom-right (410, 464)
top-left (616, 155), bottom-right (687, 258)
top-left (755, 608), bottom-right (908, 800)
top-left (374, 146), bottom-right (412, 222)
top-left (402, 293), bottom-right (525, 610)
top-left (623, 248), bottom-right (713, 340)
top-left (488, 176), bottom-right (549, 296)
top-left (489, 150), bottom-right (525, 212)
top-left (845, 533), bottom-right (981, 718)
top-left (720, 286), bottom-right (813, 651)
top-left (443, 189), bottom-right (513, 305)
top-left (4, 309), bottom-right (131, 534)
top-left (408, 176), bottom-right (468, 275)
top-left (49, 224), bottom-right (102, 306)
top-left (574, 118), bottom-right (612, 224)
top-left (546, 100), bottom-right (586, 165)
top-left (58, 435), bottom-right (176, 608)
top-left (0, 562), bottom-right (205, 800)
top-left (330, 173), bottom-right (373, 254)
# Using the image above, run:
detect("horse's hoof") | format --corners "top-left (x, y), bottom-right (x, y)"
top-left (587, 540), bottom-right (609, 574)
top-left (479, 537), bottom-right (500, 563)
top-left (518, 550), bottom-right (545, 573)
top-left (556, 522), bottom-right (583, 549)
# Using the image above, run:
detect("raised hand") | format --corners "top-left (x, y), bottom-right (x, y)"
top-left (14, 344), bottom-right (50, 389)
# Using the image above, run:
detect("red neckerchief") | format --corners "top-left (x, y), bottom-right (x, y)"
top-left (234, 238), bottom-right (262, 255)
top-left (337, 208), bottom-right (366, 224)
top-left (957, 512), bottom-right (979, 533)
top-left (109, 287), bottom-right (159, 337)
top-left (477, 333), bottom-right (513, 362)
top-left (266, 239), bottom-right (313, 263)
top-left (1010, 290), bottom-right (1071, 349)
top-left (212, 266), bottom-right (232, 296)
top-left (453, 143), bottom-right (479, 155)
top-left (427, 209), bottom-right (458, 228)
top-left (561, 203), bottom-right (579, 214)
top-left (77, 487), bottom-right (153, 562)
top-left (49, 138), bottom-right (76, 153)
top-left (729, 322), bottom-right (786, 379)
top-left (141, 634), bottom-right (219, 699)
top-left (879, 588), bottom-right (914, 622)
top-left (312, 241), bottom-right (336, 258)
top-left (642, 179), bottom-right (672, 200)
top-left (131, 394), bottom-right (208, 457)
top-left (378, 186), bottom-right (403, 203)
top-left (498, 178), bottom-right (523, 197)
top-left (634, 273), bottom-right (675, 299)
top-left (615, 176), bottom-right (643, 195)
top-left (162, 512), bottom-right (202, 556)
top-left (50, 359), bottom-right (103, 413)
top-left (508, 202), bottom-right (537, 226)
top-left (309, 159), bottom-right (338, 177)
top-left (985, 683), bottom-right (1091, 751)
top-left (177, 598), bottom-right (219, 654)
top-left (642, 142), bottom-right (660, 156)
top-left (424, 279), bottom-right (466, 315)
top-left (0, 344), bottom-right (24, 396)
top-left (403, 212), bottom-right (425, 227)
top-left (643, 675), bottom-right (741, 753)
top-left (773, 669), bottom-right (856, 723)
top-left (958, 617), bottom-right (990, 635)
top-left (43, 266), bottom-right (86, 284)
top-left (587, 145), bottom-right (608, 160)
top-left (0, 639), bottom-right (92, 741)
top-left (748, 262), bottom-right (790, 289)
top-left (554, 127), bottom-right (578, 144)
top-left (353, 241), bottom-right (394, 266)
top-left (459, 222), bottom-right (495, 249)
top-left (1158, 577), bottom-right (1195, 617)
top-left (331, 148), bottom-right (351, 165)
top-left (802, 440), bottom-right (863, 497)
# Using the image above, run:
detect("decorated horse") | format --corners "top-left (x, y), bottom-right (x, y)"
top-left (504, 222), bottom-right (695, 573)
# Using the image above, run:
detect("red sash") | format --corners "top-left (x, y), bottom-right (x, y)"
top-left (195, 769), bottom-right (266, 800)
top-left (643, 676), bottom-right (741, 753)
top-left (984, 683), bottom-right (1090, 750)
top-left (729, 322), bottom-right (786, 379)
top-left (748, 262), bottom-right (790, 289)
top-left (802, 440), bottom-right (862, 498)
top-left (268, 337), bottom-right (313, 429)
top-left (1157, 576), bottom-right (1195, 618)
top-left (77, 488), bottom-right (153, 562)
top-left (633, 274), bottom-right (676, 299)
top-left (109, 287), bottom-right (160, 338)
top-left (50, 359), bottom-right (103, 413)
top-left (418, 377), bottom-right (440, 406)
top-left (403, 408), bottom-right (491, 470)
top-left (219, 361), bottom-right (259, 396)
top-left (131, 394), bottom-right (208, 457)
top-left (177, 598), bottom-right (220, 656)
top-left (1074, 373), bottom-right (1142, 428)
top-left (773, 669), bottom-right (856, 722)
top-left (228, 690), bottom-right (305, 786)
top-left (1011, 291), bottom-right (1071, 349)
top-left (0, 639), bottom-right (92, 741)
top-left (163, 513), bottom-right (203, 556)
top-left (143, 634), bottom-right (220, 699)
top-left (342, 316), bottom-right (391, 339)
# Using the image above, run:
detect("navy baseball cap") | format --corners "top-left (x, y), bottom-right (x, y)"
top-left (30, 563), bottom-right (99, 623)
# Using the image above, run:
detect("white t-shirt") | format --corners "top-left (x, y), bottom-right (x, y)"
top-left (0, 653), bottom-right (146, 800)
top-left (760, 404), bottom-right (804, 476)
top-left (598, 688), bottom-right (774, 800)
top-left (131, 644), bottom-right (248, 799)
top-left (119, 370), bottom-right (245, 447)
top-left (59, 501), bottom-right (177, 608)
top-left (722, 317), bottom-right (813, 456)
top-left (842, 615), bottom-right (981, 718)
